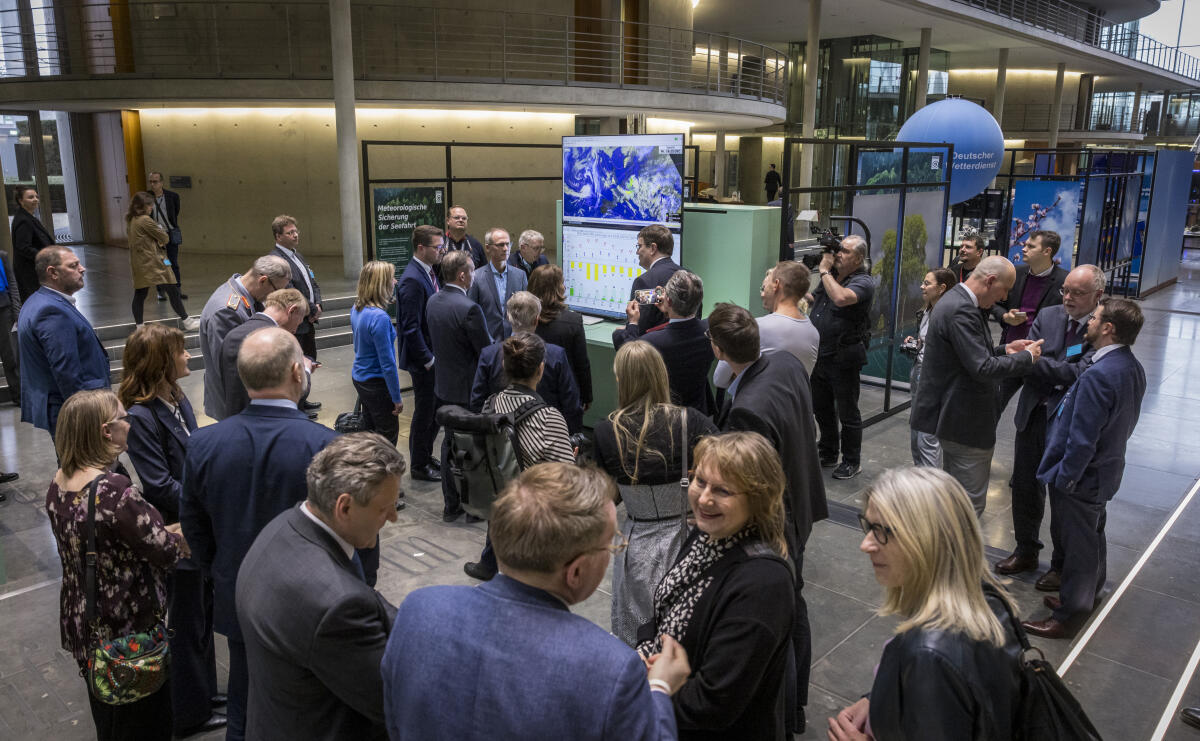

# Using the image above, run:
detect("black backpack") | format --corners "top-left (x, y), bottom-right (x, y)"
top-left (435, 396), bottom-right (547, 520)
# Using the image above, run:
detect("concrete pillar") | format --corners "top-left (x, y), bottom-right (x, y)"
top-left (1048, 62), bottom-right (1066, 151)
top-left (914, 28), bottom-right (932, 112)
top-left (330, 0), bottom-right (363, 279)
top-left (994, 48), bottom-right (1008, 127)
top-left (738, 137), bottom-right (764, 204)
top-left (27, 111), bottom-right (54, 234)
top-left (714, 131), bottom-right (727, 197)
top-left (1075, 74), bottom-right (1094, 130)
top-left (797, 0), bottom-right (820, 209)
top-left (1131, 82), bottom-right (1143, 132)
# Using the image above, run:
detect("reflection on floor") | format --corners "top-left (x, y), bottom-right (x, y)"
top-left (1, 245), bottom-right (1199, 739)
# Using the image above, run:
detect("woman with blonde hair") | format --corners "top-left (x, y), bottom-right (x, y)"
top-left (46, 389), bottom-right (186, 739)
top-left (528, 263), bottom-right (592, 411)
top-left (594, 340), bottom-right (716, 645)
top-left (637, 431), bottom-right (794, 740)
top-left (125, 191), bottom-right (198, 329)
top-left (351, 260), bottom-right (405, 446)
top-left (828, 466), bottom-right (1022, 741)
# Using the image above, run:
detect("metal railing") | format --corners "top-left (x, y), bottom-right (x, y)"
top-left (0, 2), bottom-right (787, 104)
top-left (1002, 103), bottom-right (1079, 131)
top-left (949, 0), bottom-right (1200, 81)
top-left (1003, 102), bottom-right (1200, 137)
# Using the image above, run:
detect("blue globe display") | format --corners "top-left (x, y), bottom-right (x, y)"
top-left (897, 98), bottom-right (1005, 205)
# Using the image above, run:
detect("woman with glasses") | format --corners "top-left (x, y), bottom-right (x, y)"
top-left (828, 467), bottom-right (1022, 741)
top-left (903, 268), bottom-right (956, 467)
top-left (46, 389), bottom-right (187, 740)
top-left (594, 340), bottom-right (716, 646)
top-left (637, 431), bottom-right (795, 740)
top-left (118, 324), bottom-right (227, 737)
top-left (528, 264), bottom-right (592, 412)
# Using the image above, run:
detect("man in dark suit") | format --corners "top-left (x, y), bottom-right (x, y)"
top-left (467, 227), bottom-right (528, 340)
top-left (147, 171), bottom-right (185, 299)
top-left (470, 291), bottom-right (582, 432)
top-left (17, 246), bottom-right (109, 441)
top-left (382, 464), bottom-right (688, 740)
top-left (946, 230), bottom-right (985, 284)
top-left (444, 204), bottom-right (486, 267)
top-left (218, 288), bottom-right (308, 419)
top-left (180, 327), bottom-right (338, 741)
top-left (508, 229), bottom-right (550, 278)
top-left (911, 256), bottom-right (1043, 516)
top-left (995, 265), bottom-right (1105, 579)
top-left (10, 185), bottom-right (55, 301)
top-left (397, 225), bottom-right (444, 483)
top-left (237, 434), bottom-right (404, 740)
top-left (708, 302), bottom-right (826, 734)
top-left (617, 269), bottom-right (714, 415)
top-left (612, 223), bottom-right (680, 345)
top-left (271, 214), bottom-right (322, 414)
top-left (426, 249), bottom-right (492, 521)
top-left (1023, 298), bottom-right (1147, 639)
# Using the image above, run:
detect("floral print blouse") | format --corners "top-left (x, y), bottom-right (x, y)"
top-left (45, 472), bottom-right (182, 664)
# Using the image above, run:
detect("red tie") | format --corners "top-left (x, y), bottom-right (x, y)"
top-left (429, 268), bottom-right (439, 291)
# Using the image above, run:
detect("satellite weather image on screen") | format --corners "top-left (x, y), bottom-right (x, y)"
top-left (563, 135), bottom-right (684, 226)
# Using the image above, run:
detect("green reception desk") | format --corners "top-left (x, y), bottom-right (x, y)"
top-left (568, 203), bottom-right (782, 428)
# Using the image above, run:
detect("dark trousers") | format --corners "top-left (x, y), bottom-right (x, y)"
top-left (133, 285), bottom-right (187, 324)
top-left (1049, 486), bottom-right (1107, 625)
top-left (407, 365), bottom-right (438, 468)
top-left (791, 545), bottom-right (810, 708)
top-left (166, 565), bottom-right (217, 732)
top-left (438, 396), bottom-right (463, 515)
top-left (478, 527), bottom-right (497, 573)
top-left (811, 358), bottom-right (863, 465)
top-left (85, 677), bottom-right (172, 741)
top-left (226, 637), bottom-right (248, 741)
top-left (0, 303), bottom-right (19, 399)
top-left (1011, 405), bottom-right (1052, 558)
top-left (297, 320), bottom-right (317, 360)
top-left (353, 376), bottom-right (400, 445)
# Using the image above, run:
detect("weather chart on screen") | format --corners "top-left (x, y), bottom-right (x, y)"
top-left (561, 133), bottom-right (685, 320)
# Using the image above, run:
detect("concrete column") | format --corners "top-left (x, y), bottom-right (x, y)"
top-left (330, 0), bottom-right (363, 279)
top-left (1131, 82), bottom-right (1143, 132)
top-left (738, 137), bottom-right (764, 204)
top-left (798, 0), bottom-right (820, 209)
top-left (994, 48), bottom-right (1008, 127)
top-left (1048, 62), bottom-right (1066, 150)
top-left (914, 28), bottom-right (932, 112)
top-left (27, 111), bottom-right (54, 234)
top-left (714, 131), bottom-right (727, 197)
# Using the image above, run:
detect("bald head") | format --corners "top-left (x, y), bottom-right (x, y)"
top-left (966, 256), bottom-right (1016, 309)
top-left (237, 327), bottom-right (305, 401)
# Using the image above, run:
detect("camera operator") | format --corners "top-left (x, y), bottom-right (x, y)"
top-left (806, 234), bottom-right (875, 480)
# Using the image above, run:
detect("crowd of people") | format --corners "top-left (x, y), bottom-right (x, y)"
top-left (4, 186), bottom-right (1155, 740)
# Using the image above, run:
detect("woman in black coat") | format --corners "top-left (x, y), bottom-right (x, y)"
top-left (528, 263), bottom-right (592, 408)
top-left (828, 467), bottom-right (1022, 741)
top-left (11, 185), bottom-right (55, 301)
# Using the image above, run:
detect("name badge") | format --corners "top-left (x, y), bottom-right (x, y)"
top-left (1066, 343), bottom-right (1083, 359)
top-left (307, 268), bottom-right (316, 279)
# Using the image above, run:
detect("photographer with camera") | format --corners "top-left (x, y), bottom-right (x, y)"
top-left (806, 234), bottom-right (875, 480)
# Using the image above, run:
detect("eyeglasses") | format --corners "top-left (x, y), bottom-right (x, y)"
top-left (704, 329), bottom-right (712, 340)
top-left (106, 414), bottom-right (132, 426)
top-left (1059, 287), bottom-right (1095, 297)
top-left (573, 533), bottom-right (629, 562)
top-left (491, 241), bottom-right (512, 248)
top-left (857, 514), bottom-right (894, 545)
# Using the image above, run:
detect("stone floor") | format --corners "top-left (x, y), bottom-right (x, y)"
top-left (1, 245), bottom-right (1199, 738)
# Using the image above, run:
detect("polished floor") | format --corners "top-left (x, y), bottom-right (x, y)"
top-left (1, 245), bottom-right (1199, 739)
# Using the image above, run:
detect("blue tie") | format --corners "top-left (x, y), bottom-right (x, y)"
top-left (350, 551), bottom-right (366, 582)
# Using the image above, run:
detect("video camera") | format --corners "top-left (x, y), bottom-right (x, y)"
top-left (791, 212), bottom-right (872, 269)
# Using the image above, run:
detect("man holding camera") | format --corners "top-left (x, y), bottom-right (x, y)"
top-left (807, 235), bottom-right (874, 480)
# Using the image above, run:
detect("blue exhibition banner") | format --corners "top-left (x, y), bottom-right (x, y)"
top-left (1008, 180), bottom-right (1083, 271)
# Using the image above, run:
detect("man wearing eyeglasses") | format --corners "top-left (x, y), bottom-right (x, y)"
top-left (198, 255), bottom-right (292, 420)
top-left (467, 227), bottom-right (527, 340)
top-left (444, 205), bottom-right (486, 268)
top-left (382, 464), bottom-right (690, 740)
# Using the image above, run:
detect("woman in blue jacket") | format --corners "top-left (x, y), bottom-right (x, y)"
top-left (351, 260), bottom-right (405, 445)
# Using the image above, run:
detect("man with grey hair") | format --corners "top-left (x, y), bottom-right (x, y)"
top-left (219, 288), bottom-right (310, 419)
top-left (508, 228), bottom-right (550, 278)
top-left (996, 263), bottom-right (1106, 581)
top-left (382, 463), bottom-right (689, 739)
top-left (199, 254), bottom-right (291, 419)
top-left (470, 290), bottom-right (582, 431)
top-left (181, 326), bottom-right (337, 741)
top-left (468, 226), bottom-right (528, 340)
top-left (808, 233), bottom-right (875, 480)
top-left (911, 255), bottom-right (1044, 516)
top-left (616, 269), bottom-right (715, 414)
top-left (237, 433), bottom-right (404, 740)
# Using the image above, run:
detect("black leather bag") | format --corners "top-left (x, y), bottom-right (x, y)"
top-left (335, 399), bottom-right (368, 433)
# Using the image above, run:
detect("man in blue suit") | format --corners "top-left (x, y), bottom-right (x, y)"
top-left (17, 246), bottom-right (109, 441)
top-left (427, 249), bottom-right (492, 521)
top-left (180, 327), bottom-right (338, 741)
top-left (397, 225), bottom-right (444, 483)
top-left (467, 227), bottom-right (527, 340)
top-left (382, 463), bottom-right (689, 740)
top-left (1023, 297), bottom-right (1146, 639)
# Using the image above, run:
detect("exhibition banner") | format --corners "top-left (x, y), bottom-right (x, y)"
top-left (1008, 180), bottom-right (1083, 271)
top-left (373, 186), bottom-right (445, 276)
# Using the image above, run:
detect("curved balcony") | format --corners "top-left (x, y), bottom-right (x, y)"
top-left (0, 3), bottom-right (787, 114)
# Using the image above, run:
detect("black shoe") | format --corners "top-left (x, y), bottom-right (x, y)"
top-left (176, 714), bottom-right (228, 738)
top-left (832, 462), bottom-right (862, 480)
top-left (465, 514), bottom-right (484, 524)
top-left (300, 400), bottom-right (322, 411)
top-left (210, 694), bottom-right (228, 707)
top-left (1181, 707), bottom-right (1200, 730)
top-left (411, 464), bottom-right (442, 482)
top-left (0, 471), bottom-right (17, 484)
top-left (442, 508), bottom-right (464, 523)
top-left (306, 410), bottom-right (319, 420)
top-left (789, 707), bottom-right (806, 734)
top-left (429, 458), bottom-right (442, 471)
top-left (819, 456), bottom-right (838, 468)
top-left (463, 561), bottom-right (496, 581)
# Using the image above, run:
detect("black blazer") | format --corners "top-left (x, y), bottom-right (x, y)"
top-left (470, 340), bottom-right (582, 432)
top-left (218, 313), bottom-right (279, 419)
top-left (910, 286), bottom-right (1033, 449)
top-left (717, 351), bottom-right (828, 545)
top-left (989, 263), bottom-right (1067, 341)
top-left (11, 208), bottom-right (54, 301)
top-left (627, 318), bottom-right (715, 416)
top-left (272, 246), bottom-right (322, 329)
top-left (507, 251), bottom-right (549, 279)
top-left (126, 395), bottom-right (198, 523)
top-left (426, 286), bottom-right (491, 405)
top-left (623, 257), bottom-right (681, 337)
top-left (1013, 305), bottom-right (1090, 432)
top-left (536, 309), bottom-right (593, 405)
top-left (594, 406), bottom-right (717, 485)
top-left (158, 189), bottom-right (181, 228)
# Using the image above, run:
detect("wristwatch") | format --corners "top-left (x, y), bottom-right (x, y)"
top-left (820, 270), bottom-right (832, 277)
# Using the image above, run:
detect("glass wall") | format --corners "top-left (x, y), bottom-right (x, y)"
top-left (2, 111), bottom-right (80, 242)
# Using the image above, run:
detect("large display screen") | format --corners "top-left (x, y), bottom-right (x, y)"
top-left (561, 134), bottom-right (685, 319)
